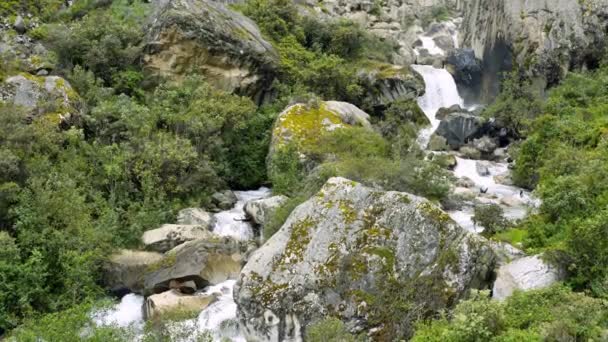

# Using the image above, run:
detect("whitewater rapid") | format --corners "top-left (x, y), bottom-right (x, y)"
top-left (93, 188), bottom-right (270, 341)
top-left (411, 62), bottom-right (537, 234)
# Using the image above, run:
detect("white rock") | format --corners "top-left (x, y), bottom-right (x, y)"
top-left (144, 289), bottom-right (218, 319)
top-left (142, 224), bottom-right (212, 252)
top-left (493, 255), bottom-right (564, 300)
top-left (176, 208), bottom-right (213, 226)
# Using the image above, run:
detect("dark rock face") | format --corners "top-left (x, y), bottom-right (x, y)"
top-left (143, 0), bottom-right (279, 104)
top-left (435, 112), bottom-right (483, 149)
top-left (446, 48), bottom-right (482, 87)
top-left (235, 178), bottom-right (495, 341)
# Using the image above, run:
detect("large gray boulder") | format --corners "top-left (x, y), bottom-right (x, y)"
top-left (446, 48), bottom-right (482, 87)
top-left (103, 249), bottom-right (164, 295)
top-left (144, 237), bottom-right (249, 295)
top-left (357, 64), bottom-right (425, 109)
top-left (244, 195), bottom-right (288, 226)
top-left (493, 255), bottom-right (565, 300)
top-left (235, 177), bottom-right (495, 340)
top-left (435, 112), bottom-right (483, 149)
top-left (142, 224), bottom-right (212, 253)
top-left (143, 0), bottom-right (278, 103)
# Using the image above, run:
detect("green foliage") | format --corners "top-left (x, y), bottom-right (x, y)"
top-left (483, 71), bottom-right (544, 138)
top-left (263, 195), bottom-right (306, 240)
top-left (0, 0), bottom-right (64, 19)
top-left (412, 286), bottom-right (608, 341)
top-left (306, 317), bottom-right (362, 342)
top-left (511, 65), bottom-right (608, 293)
top-left (473, 204), bottom-right (509, 237)
top-left (43, 0), bottom-right (150, 92)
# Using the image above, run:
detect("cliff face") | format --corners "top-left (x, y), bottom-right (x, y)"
top-left (458, 0), bottom-right (608, 99)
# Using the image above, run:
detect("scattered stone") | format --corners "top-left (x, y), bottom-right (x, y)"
top-left (144, 289), bottom-right (218, 320)
top-left (428, 134), bottom-right (448, 151)
top-left (493, 255), bottom-right (565, 300)
top-left (211, 190), bottom-right (238, 211)
top-left (475, 161), bottom-right (491, 176)
top-left (473, 136), bottom-right (497, 154)
top-left (460, 146), bottom-right (482, 159)
top-left (142, 224), bottom-right (212, 253)
top-left (176, 208), bottom-right (214, 227)
top-left (244, 195), bottom-right (288, 226)
top-left (456, 176), bottom-right (476, 188)
top-left (13, 16), bottom-right (26, 34)
top-left (494, 174), bottom-right (514, 186)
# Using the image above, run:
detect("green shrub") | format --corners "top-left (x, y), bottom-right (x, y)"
top-left (412, 286), bottom-right (608, 341)
top-left (306, 318), bottom-right (362, 342)
top-left (473, 204), bottom-right (509, 237)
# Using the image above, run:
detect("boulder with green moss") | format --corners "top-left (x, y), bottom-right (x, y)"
top-left (143, 0), bottom-right (278, 104)
top-left (268, 101), bottom-right (372, 171)
top-left (0, 74), bottom-right (80, 124)
top-left (235, 177), bottom-right (496, 340)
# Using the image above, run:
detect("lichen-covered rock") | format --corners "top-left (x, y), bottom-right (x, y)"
top-left (235, 177), bottom-right (495, 340)
top-left (143, 0), bottom-right (278, 103)
top-left (143, 289), bottom-right (218, 320)
top-left (493, 255), bottom-right (565, 300)
top-left (141, 224), bottom-right (213, 253)
top-left (103, 249), bottom-right (164, 295)
top-left (459, 0), bottom-right (608, 99)
top-left (268, 101), bottom-right (373, 172)
top-left (176, 208), bottom-right (214, 226)
top-left (144, 237), bottom-right (249, 295)
top-left (0, 74), bottom-right (80, 123)
top-left (435, 112), bottom-right (483, 149)
top-left (244, 195), bottom-right (288, 226)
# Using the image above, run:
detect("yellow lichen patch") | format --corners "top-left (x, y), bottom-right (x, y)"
top-left (417, 201), bottom-right (451, 226)
top-left (338, 199), bottom-right (357, 224)
top-left (273, 102), bottom-right (343, 150)
top-left (275, 217), bottom-right (315, 269)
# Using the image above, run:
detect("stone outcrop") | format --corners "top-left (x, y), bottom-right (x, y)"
top-left (244, 195), bottom-right (288, 226)
top-left (0, 74), bottom-right (80, 123)
top-left (493, 255), bottom-right (565, 300)
top-left (142, 224), bottom-right (213, 253)
top-left (458, 0), bottom-right (608, 99)
top-left (357, 64), bottom-right (425, 110)
top-left (434, 111), bottom-right (482, 149)
top-left (235, 177), bottom-right (495, 340)
top-left (211, 190), bottom-right (238, 212)
top-left (144, 237), bottom-right (248, 295)
top-left (103, 249), bottom-right (164, 295)
top-left (143, 0), bottom-right (278, 103)
top-left (144, 289), bottom-right (218, 319)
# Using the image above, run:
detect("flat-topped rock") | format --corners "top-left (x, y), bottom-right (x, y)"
top-left (176, 208), bottom-right (214, 226)
top-left (142, 224), bottom-right (212, 253)
top-left (144, 289), bottom-right (218, 320)
top-left (244, 195), bottom-right (288, 226)
top-left (103, 249), bottom-right (164, 295)
top-left (493, 255), bottom-right (565, 300)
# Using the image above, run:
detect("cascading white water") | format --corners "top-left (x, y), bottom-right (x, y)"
top-left (411, 64), bottom-right (464, 147)
top-left (93, 188), bottom-right (270, 341)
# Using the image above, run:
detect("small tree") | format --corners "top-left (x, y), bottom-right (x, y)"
top-left (473, 204), bottom-right (509, 236)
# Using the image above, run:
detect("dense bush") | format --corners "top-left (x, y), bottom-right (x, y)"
top-left (509, 65), bottom-right (608, 294)
top-left (412, 286), bottom-right (608, 341)
top-left (306, 318), bottom-right (362, 342)
top-left (472, 204), bottom-right (509, 237)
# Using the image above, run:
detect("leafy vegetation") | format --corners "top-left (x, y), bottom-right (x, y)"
top-left (472, 204), bottom-right (510, 237)
top-left (412, 286), bottom-right (608, 341)
top-left (306, 318), bottom-right (362, 342)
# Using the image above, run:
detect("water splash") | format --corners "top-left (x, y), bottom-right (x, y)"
top-left (212, 187), bottom-right (271, 240)
top-left (411, 64), bottom-right (464, 147)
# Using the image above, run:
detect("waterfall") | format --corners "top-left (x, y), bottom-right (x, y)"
top-left (411, 64), bottom-right (464, 147)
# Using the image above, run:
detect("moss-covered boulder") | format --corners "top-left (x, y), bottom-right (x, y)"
top-left (143, 0), bottom-right (278, 104)
top-left (268, 101), bottom-right (372, 173)
top-left (0, 74), bottom-right (80, 124)
top-left (235, 177), bottom-right (496, 340)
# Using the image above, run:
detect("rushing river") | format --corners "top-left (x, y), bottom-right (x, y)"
top-left (93, 188), bottom-right (271, 341)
